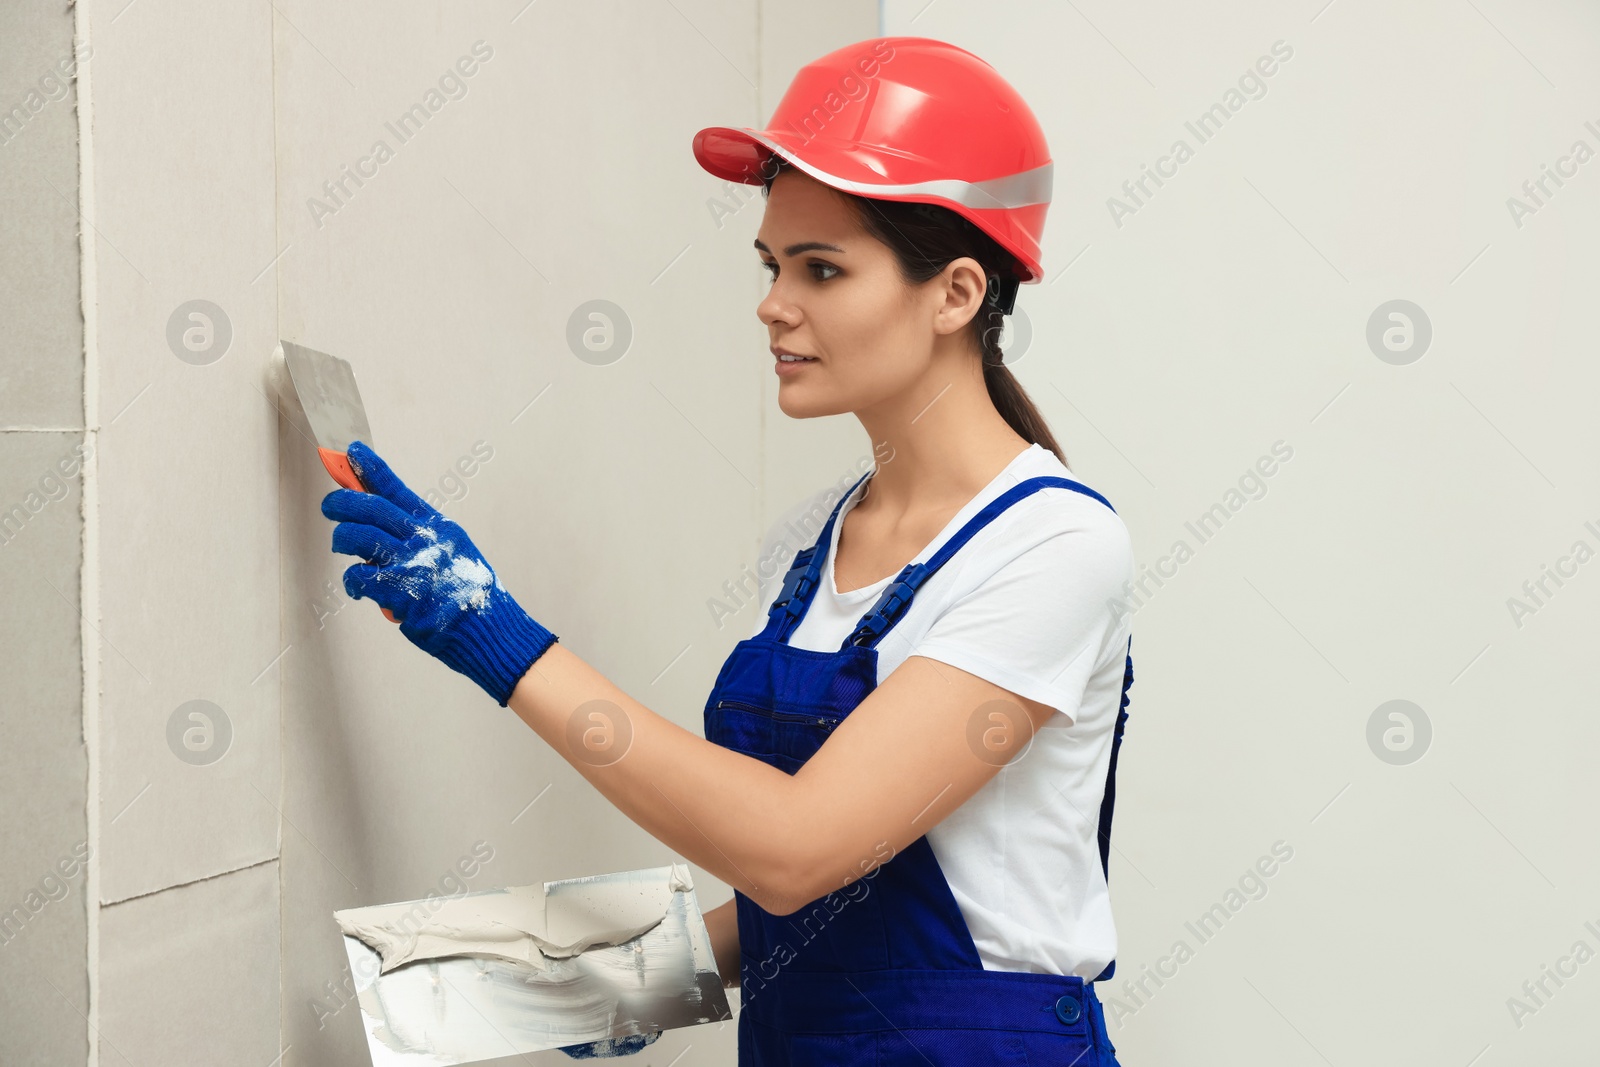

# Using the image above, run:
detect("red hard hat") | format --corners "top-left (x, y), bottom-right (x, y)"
top-left (692, 36), bottom-right (1053, 289)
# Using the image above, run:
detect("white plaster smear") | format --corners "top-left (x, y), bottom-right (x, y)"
top-left (336, 863), bottom-right (694, 974)
top-left (399, 534), bottom-right (496, 612)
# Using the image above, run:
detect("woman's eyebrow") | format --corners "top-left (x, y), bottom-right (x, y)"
top-left (753, 239), bottom-right (846, 256)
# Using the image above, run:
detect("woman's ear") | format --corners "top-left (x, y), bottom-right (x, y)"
top-left (932, 255), bottom-right (990, 336)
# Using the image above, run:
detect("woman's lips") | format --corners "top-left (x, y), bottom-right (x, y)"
top-left (774, 355), bottom-right (816, 376)
top-left (772, 348), bottom-right (817, 376)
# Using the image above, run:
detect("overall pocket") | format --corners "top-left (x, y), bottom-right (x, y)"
top-left (707, 698), bottom-right (839, 773)
top-left (785, 1030), bottom-right (872, 1067)
top-left (709, 698), bottom-right (888, 969)
top-left (875, 1028), bottom-right (1032, 1067)
top-left (1016, 1026), bottom-right (1106, 1066)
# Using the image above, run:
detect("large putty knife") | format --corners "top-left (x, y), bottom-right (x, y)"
top-left (334, 864), bottom-right (733, 1064)
top-left (273, 340), bottom-right (398, 623)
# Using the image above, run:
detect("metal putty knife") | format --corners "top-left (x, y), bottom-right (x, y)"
top-left (274, 339), bottom-right (398, 623)
top-left (335, 864), bottom-right (733, 1064)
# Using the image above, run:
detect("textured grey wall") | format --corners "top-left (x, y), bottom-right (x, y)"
top-left (0, 2), bottom-right (89, 1063)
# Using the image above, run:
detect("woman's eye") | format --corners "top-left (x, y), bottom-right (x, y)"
top-left (758, 260), bottom-right (838, 282)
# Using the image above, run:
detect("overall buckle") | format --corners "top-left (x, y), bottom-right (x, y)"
top-left (850, 563), bottom-right (930, 645)
top-left (772, 548), bottom-right (817, 614)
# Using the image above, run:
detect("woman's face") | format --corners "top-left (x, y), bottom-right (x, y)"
top-left (754, 168), bottom-right (982, 419)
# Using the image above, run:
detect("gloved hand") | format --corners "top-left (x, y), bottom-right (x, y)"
top-left (323, 440), bottom-right (558, 705)
top-left (557, 1031), bottom-right (662, 1058)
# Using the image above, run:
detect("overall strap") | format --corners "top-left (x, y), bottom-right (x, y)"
top-left (828, 471), bottom-right (1135, 985)
top-left (1091, 633), bottom-right (1134, 985)
top-left (758, 469), bottom-right (875, 644)
top-left (844, 475), bottom-right (1115, 650)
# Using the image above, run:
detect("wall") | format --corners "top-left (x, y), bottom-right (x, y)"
top-left (7, 1), bottom-right (882, 1062)
top-left (11, 0), bottom-right (1598, 1062)
top-left (0, 7), bottom-right (89, 1062)
top-left (78, 0), bottom-right (286, 1061)
top-left (883, 0), bottom-right (1600, 1061)
top-left (272, 2), bottom-right (876, 1065)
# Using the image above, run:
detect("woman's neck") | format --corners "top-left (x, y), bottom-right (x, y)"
top-left (853, 376), bottom-right (1031, 521)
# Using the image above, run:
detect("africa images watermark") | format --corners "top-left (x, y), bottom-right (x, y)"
top-left (1106, 439), bottom-right (1295, 624)
top-left (309, 839), bottom-right (497, 1030)
top-left (1107, 39), bottom-right (1295, 228)
top-left (0, 40), bottom-right (92, 149)
top-left (738, 838), bottom-right (900, 1010)
top-left (0, 840), bottom-right (93, 948)
top-left (0, 439), bottom-right (94, 550)
top-left (705, 38), bottom-right (899, 229)
top-left (1504, 516), bottom-right (1600, 630)
top-left (704, 440), bottom-right (897, 631)
top-left (1505, 118), bottom-right (1600, 229)
top-left (1506, 918), bottom-right (1600, 1030)
top-left (307, 40), bottom-right (495, 229)
top-left (1103, 839), bottom-right (1295, 1027)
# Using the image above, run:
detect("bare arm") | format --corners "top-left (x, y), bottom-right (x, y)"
top-left (506, 643), bottom-right (1051, 916)
top-left (507, 644), bottom-right (801, 913)
top-left (702, 897), bottom-right (740, 988)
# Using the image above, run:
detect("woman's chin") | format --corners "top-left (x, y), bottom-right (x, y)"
top-left (777, 388), bottom-right (843, 420)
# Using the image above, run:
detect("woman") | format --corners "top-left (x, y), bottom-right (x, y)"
top-left (324, 36), bottom-right (1134, 1066)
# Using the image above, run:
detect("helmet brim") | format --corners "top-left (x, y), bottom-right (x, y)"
top-left (692, 126), bottom-right (783, 185)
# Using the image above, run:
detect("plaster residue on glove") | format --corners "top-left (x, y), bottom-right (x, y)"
top-left (398, 525), bottom-right (499, 612)
top-left (335, 863), bottom-right (695, 974)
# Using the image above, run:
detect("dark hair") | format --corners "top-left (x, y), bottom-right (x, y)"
top-left (761, 155), bottom-right (1066, 467)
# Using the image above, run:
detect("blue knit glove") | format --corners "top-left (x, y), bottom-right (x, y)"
top-left (557, 1031), bottom-right (661, 1058)
top-left (322, 440), bottom-right (558, 705)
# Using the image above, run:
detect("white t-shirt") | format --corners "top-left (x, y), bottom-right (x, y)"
top-left (744, 443), bottom-right (1136, 978)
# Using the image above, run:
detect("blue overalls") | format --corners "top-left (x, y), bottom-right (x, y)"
top-left (703, 469), bottom-right (1135, 1066)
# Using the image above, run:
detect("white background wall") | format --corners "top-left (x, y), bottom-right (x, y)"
top-left (5, 0), bottom-right (1597, 1063)
top-left (879, 1), bottom-right (1600, 1063)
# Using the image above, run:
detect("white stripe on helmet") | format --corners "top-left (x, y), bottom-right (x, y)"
top-left (749, 131), bottom-right (1053, 210)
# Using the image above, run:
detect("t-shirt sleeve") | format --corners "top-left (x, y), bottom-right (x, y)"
top-left (906, 505), bottom-right (1133, 726)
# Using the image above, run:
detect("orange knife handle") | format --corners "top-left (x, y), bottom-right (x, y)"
top-left (317, 447), bottom-right (401, 625)
top-left (317, 447), bottom-right (365, 491)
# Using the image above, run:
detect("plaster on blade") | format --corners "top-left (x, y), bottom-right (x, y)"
top-left (334, 864), bottom-right (731, 1064)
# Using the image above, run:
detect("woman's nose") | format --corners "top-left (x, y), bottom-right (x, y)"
top-left (757, 278), bottom-right (800, 328)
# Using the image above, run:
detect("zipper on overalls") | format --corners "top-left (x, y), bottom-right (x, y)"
top-left (713, 698), bottom-right (840, 729)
